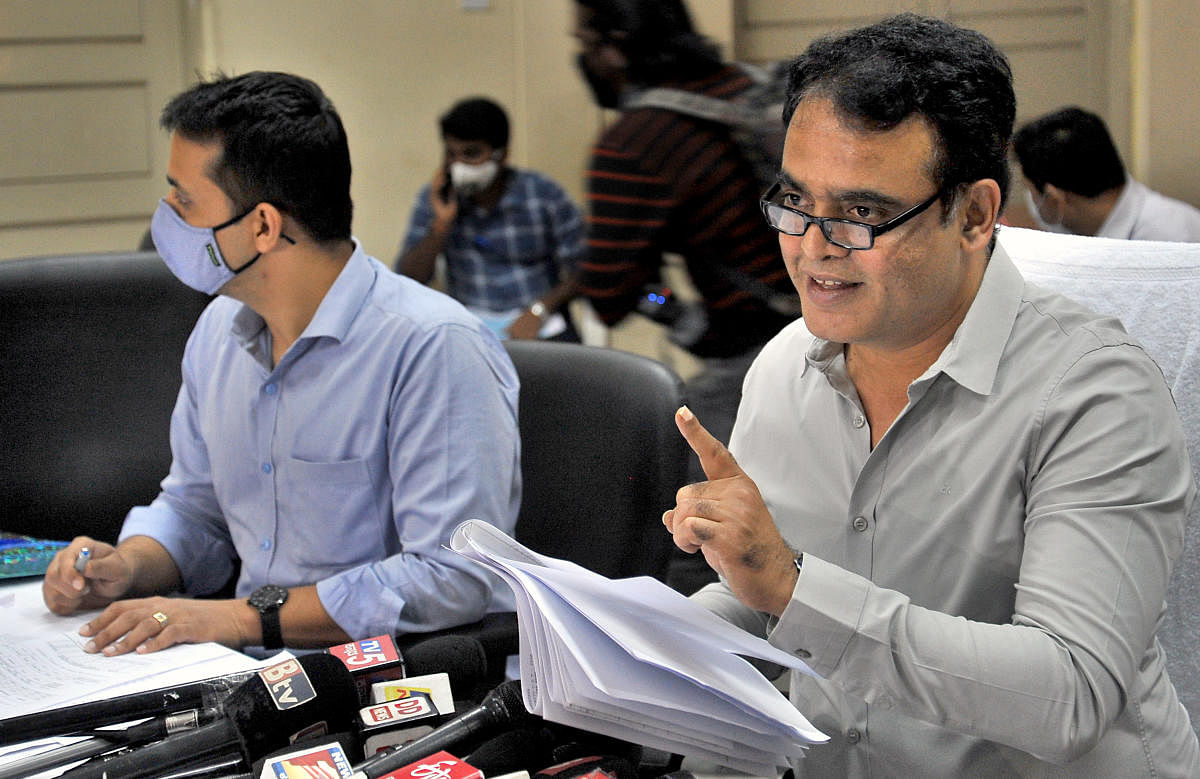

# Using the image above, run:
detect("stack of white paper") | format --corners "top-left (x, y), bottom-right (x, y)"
top-left (450, 520), bottom-right (828, 775)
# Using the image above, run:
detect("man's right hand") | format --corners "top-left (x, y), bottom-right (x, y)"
top-left (664, 406), bottom-right (799, 616)
top-left (42, 537), bottom-right (134, 615)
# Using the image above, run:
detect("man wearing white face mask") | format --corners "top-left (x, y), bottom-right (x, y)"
top-left (42, 72), bottom-right (521, 657)
top-left (1013, 106), bottom-right (1200, 242)
top-left (396, 97), bottom-right (585, 341)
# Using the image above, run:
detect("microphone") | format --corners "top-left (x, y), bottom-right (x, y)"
top-left (59, 653), bottom-right (359, 779)
top-left (366, 750), bottom-right (483, 779)
top-left (0, 707), bottom-right (220, 779)
top-left (0, 633), bottom-right (487, 746)
top-left (327, 635), bottom-right (408, 703)
top-left (358, 691), bottom-right (446, 756)
top-left (328, 633), bottom-right (488, 706)
top-left (463, 726), bottom-right (557, 774)
top-left (459, 722), bottom-right (644, 778)
top-left (355, 636), bottom-right (488, 757)
top-left (395, 634), bottom-right (489, 700)
top-left (349, 680), bottom-right (536, 779)
top-left (0, 667), bottom-right (257, 744)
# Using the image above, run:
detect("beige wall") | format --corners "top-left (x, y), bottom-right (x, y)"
top-left (1137, 0), bottom-right (1200, 206)
top-left (179, 0), bottom-right (600, 266)
top-left (1, 0), bottom-right (1197, 262)
top-left (180, 0), bottom-right (734, 266)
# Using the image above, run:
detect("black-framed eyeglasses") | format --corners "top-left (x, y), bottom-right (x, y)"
top-left (759, 182), bottom-right (941, 250)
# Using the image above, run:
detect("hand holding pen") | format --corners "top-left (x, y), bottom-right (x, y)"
top-left (41, 537), bottom-right (125, 617)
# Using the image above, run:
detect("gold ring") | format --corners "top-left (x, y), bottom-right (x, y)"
top-left (151, 611), bottom-right (168, 628)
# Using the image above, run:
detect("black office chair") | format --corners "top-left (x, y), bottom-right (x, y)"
top-left (399, 340), bottom-right (690, 681)
top-left (0, 250), bottom-right (210, 544)
top-left (505, 339), bottom-right (687, 580)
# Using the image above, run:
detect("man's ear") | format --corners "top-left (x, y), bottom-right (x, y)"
top-left (250, 202), bottom-right (289, 251)
top-left (1041, 183), bottom-right (1069, 214)
top-left (960, 179), bottom-right (1002, 251)
top-left (597, 33), bottom-right (629, 71)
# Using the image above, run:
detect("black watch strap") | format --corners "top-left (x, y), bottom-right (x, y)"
top-left (249, 585), bottom-right (289, 650)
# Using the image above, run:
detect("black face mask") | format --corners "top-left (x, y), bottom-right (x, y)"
top-left (575, 52), bottom-right (623, 110)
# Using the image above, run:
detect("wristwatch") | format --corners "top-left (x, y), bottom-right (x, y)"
top-left (528, 301), bottom-right (548, 320)
top-left (248, 584), bottom-right (289, 650)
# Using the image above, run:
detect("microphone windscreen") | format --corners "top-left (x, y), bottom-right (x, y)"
top-left (487, 679), bottom-right (530, 723)
top-left (223, 653), bottom-right (360, 759)
top-left (402, 635), bottom-right (488, 691)
top-left (464, 726), bottom-right (555, 774)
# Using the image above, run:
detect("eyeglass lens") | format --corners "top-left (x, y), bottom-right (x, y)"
top-left (762, 203), bottom-right (874, 249)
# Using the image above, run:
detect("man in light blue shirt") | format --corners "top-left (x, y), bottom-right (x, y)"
top-left (42, 72), bottom-right (520, 656)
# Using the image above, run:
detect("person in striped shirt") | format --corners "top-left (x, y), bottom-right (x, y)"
top-left (571, 0), bottom-right (798, 593)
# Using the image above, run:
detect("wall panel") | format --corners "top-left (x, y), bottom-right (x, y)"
top-left (0, 0), bottom-right (184, 259)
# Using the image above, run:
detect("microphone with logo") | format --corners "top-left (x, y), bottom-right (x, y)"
top-left (59, 652), bottom-right (359, 779)
top-left (353, 635), bottom-right (489, 758)
top-left (349, 679), bottom-right (536, 779)
top-left (0, 632), bottom-right (486, 751)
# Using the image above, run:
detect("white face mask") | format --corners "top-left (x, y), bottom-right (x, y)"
top-left (449, 159), bottom-right (500, 197)
top-left (1023, 189), bottom-right (1070, 234)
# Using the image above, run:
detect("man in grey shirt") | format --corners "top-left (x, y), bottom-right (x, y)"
top-left (664, 14), bottom-right (1199, 776)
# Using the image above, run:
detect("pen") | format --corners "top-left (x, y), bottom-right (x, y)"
top-left (74, 546), bottom-right (91, 573)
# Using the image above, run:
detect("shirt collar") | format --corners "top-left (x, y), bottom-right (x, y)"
top-left (232, 237), bottom-right (375, 347)
top-left (802, 244), bottom-right (1024, 397)
top-left (924, 244), bottom-right (1023, 396)
top-left (1096, 177), bottom-right (1144, 240)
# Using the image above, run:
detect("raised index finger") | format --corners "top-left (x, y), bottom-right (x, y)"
top-left (675, 405), bottom-right (744, 481)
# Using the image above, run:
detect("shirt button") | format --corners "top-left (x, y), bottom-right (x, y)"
top-left (260, 538), bottom-right (272, 551)
top-left (264, 383), bottom-right (277, 396)
top-left (261, 463), bottom-right (272, 474)
top-left (796, 649), bottom-right (812, 659)
top-left (847, 728), bottom-right (862, 744)
top-left (852, 516), bottom-right (869, 532)
top-left (852, 414), bottom-right (866, 429)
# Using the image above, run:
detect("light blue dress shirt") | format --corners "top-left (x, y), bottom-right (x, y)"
top-left (121, 241), bottom-right (521, 639)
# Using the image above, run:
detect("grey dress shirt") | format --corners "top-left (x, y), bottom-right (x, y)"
top-left (693, 247), bottom-right (1199, 776)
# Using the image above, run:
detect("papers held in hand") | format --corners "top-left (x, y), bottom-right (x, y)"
top-left (449, 520), bottom-right (828, 775)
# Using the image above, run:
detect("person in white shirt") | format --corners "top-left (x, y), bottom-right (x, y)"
top-left (1014, 105), bottom-right (1200, 242)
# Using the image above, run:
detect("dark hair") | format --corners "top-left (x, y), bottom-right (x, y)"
top-left (160, 71), bottom-right (353, 243)
top-left (1013, 106), bottom-right (1125, 197)
top-left (440, 97), bottom-right (510, 149)
top-left (574, 0), bottom-right (722, 84)
top-left (783, 13), bottom-right (1015, 218)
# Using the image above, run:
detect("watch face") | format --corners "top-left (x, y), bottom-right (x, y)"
top-left (250, 584), bottom-right (289, 609)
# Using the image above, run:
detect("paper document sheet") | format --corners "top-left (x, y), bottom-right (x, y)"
top-left (450, 520), bottom-right (828, 774)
